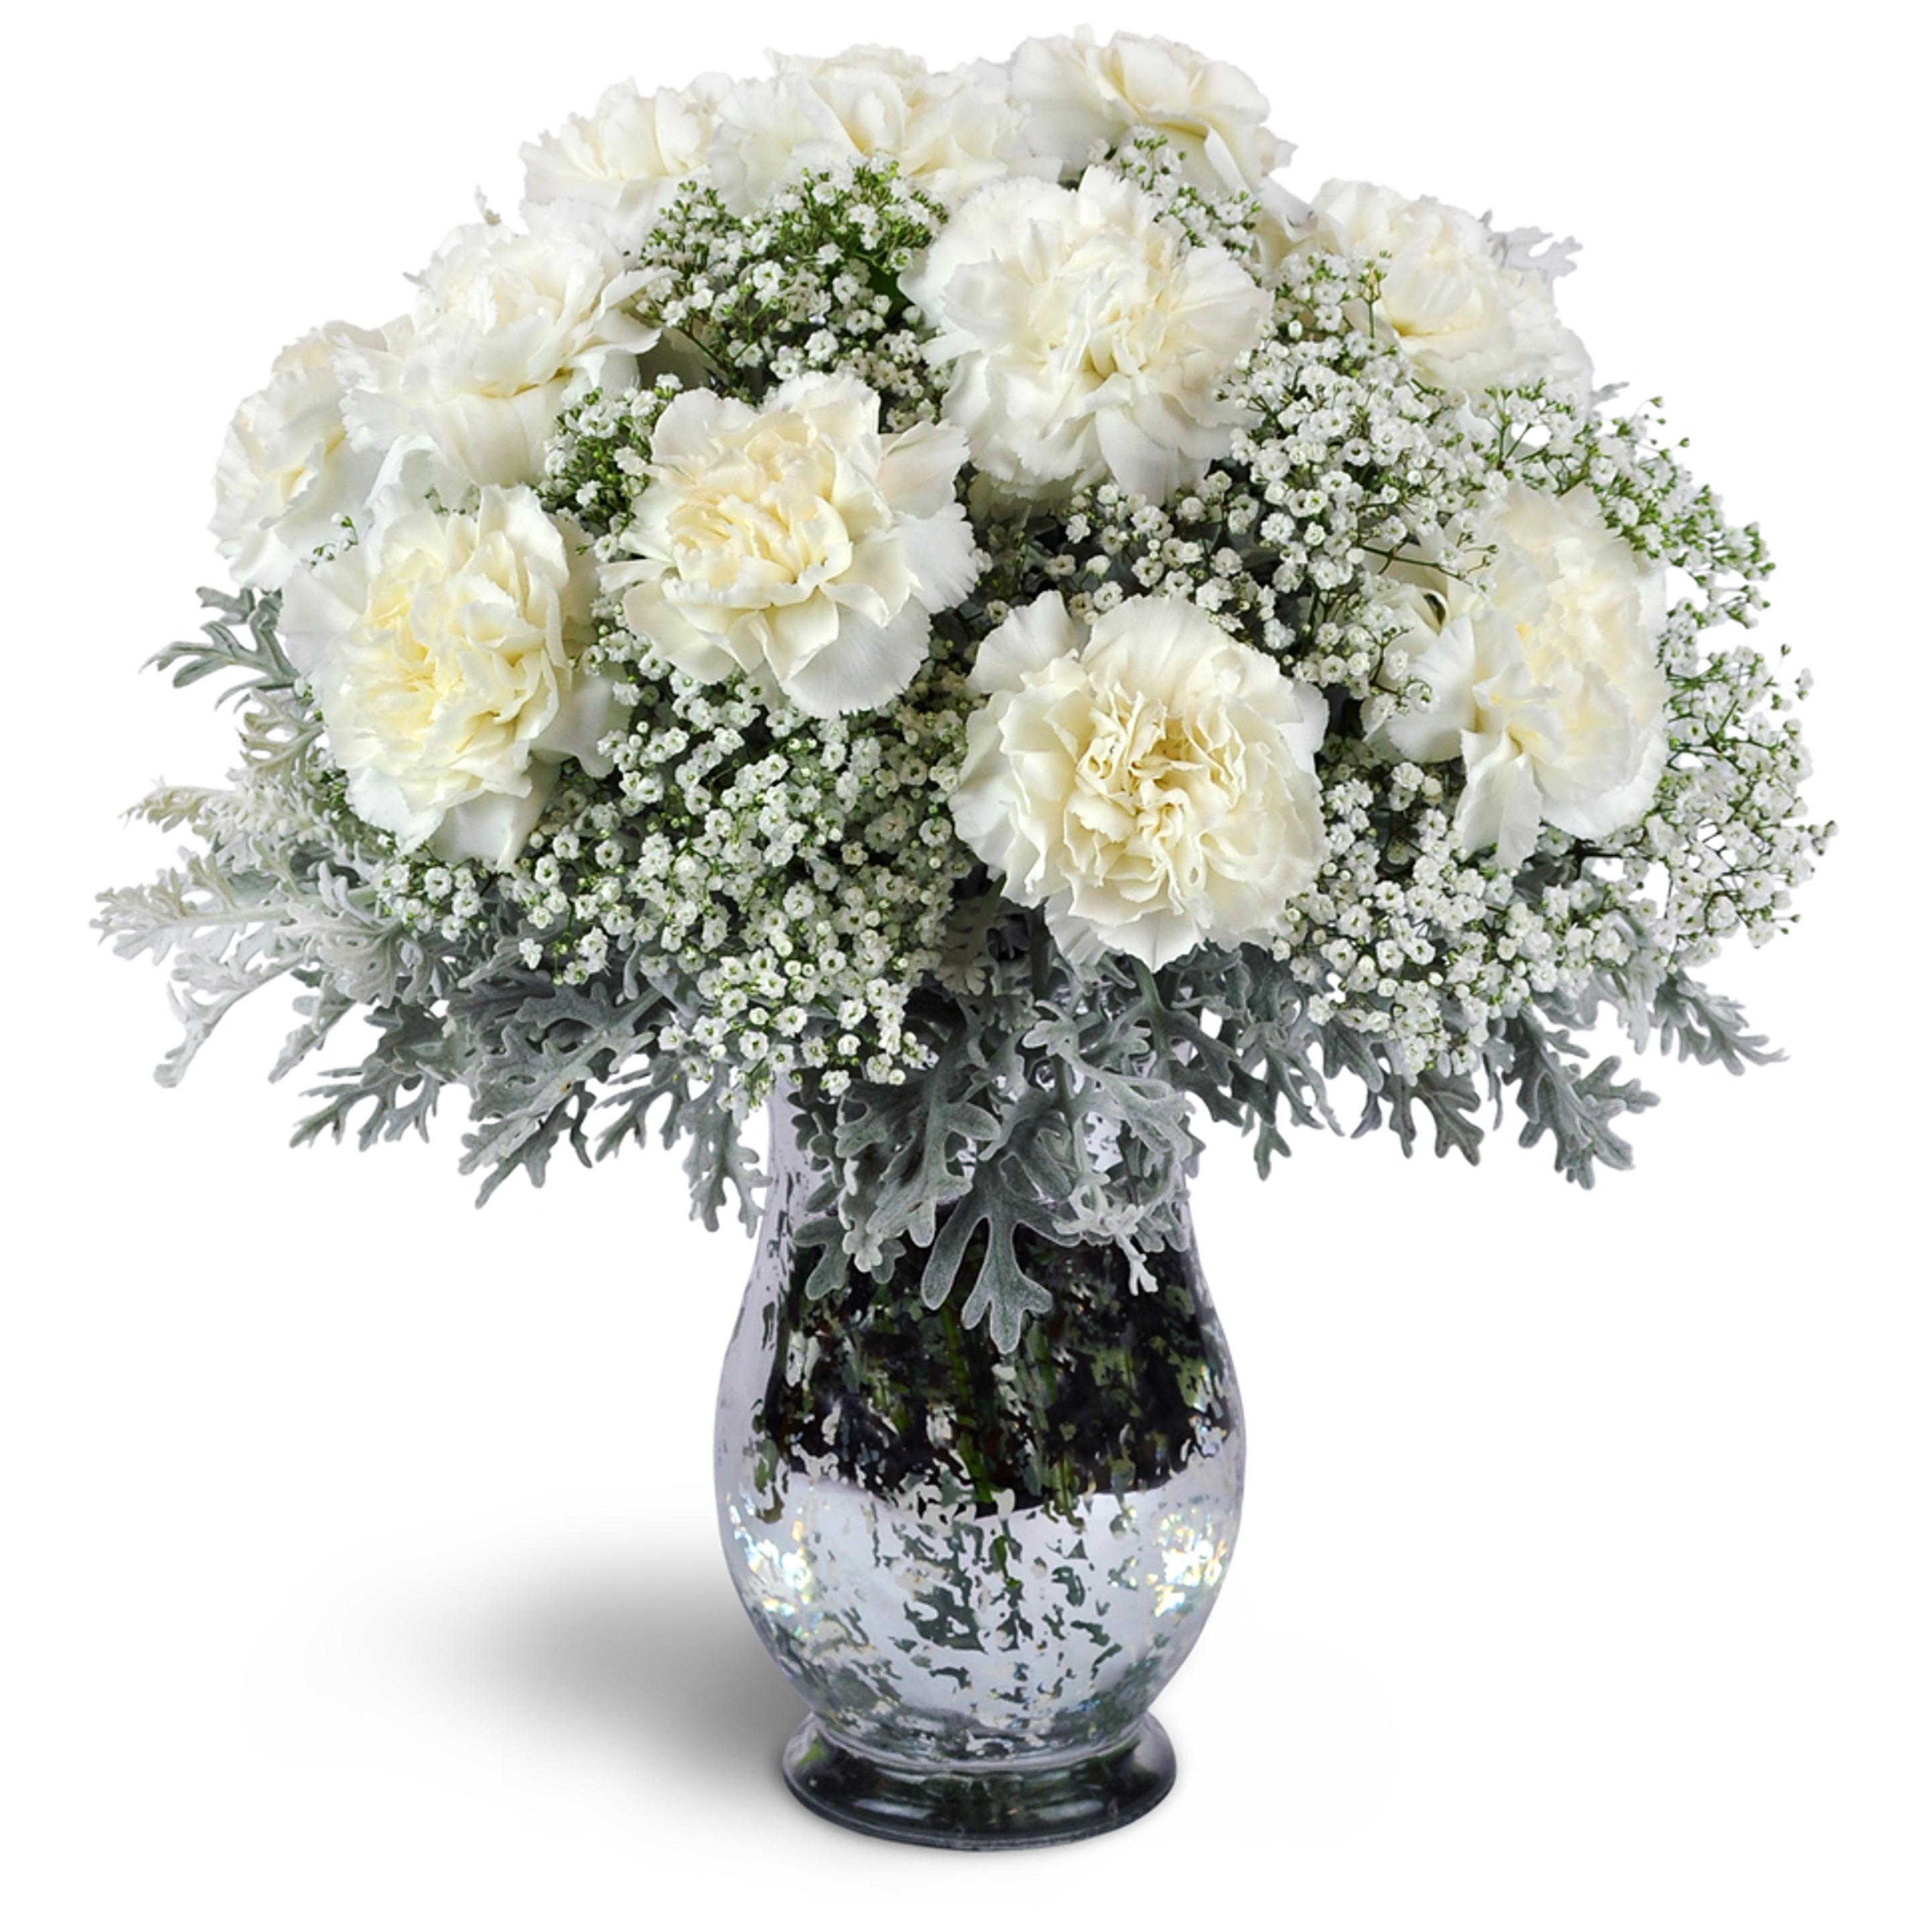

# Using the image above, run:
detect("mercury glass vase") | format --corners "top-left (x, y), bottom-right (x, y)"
top-left (713, 1098), bottom-right (1245, 1849)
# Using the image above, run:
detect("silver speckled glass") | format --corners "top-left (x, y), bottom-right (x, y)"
top-left (714, 1099), bottom-right (1244, 1849)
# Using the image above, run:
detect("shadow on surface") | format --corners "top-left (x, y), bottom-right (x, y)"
top-left (478, 1563), bottom-right (803, 1795)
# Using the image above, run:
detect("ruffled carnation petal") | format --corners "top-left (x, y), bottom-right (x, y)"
top-left (1374, 484), bottom-right (1668, 865)
top-left (281, 486), bottom-right (619, 867)
top-left (339, 221), bottom-right (657, 501)
top-left (951, 592), bottom-right (1328, 965)
top-left (906, 168), bottom-right (1266, 502)
top-left (1307, 179), bottom-right (1593, 406)
top-left (1008, 30), bottom-right (1291, 197)
top-left (211, 322), bottom-right (388, 592)
top-left (603, 375), bottom-right (977, 716)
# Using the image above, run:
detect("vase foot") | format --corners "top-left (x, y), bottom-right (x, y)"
top-left (780, 1715), bottom-right (1177, 1850)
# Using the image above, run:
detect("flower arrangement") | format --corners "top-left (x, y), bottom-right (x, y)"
top-left (103, 32), bottom-right (1831, 1348)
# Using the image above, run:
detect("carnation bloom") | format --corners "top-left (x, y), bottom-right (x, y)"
top-left (906, 168), bottom-right (1268, 501)
top-left (342, 220), bottom-right (657, 497)
top-left (211, 323), bottom-right (387, 592)
top-left (1378, 484), bottom-right (1668, 867)
top-left (605, 372), bottom-right (978, 717)
top-left (281, 486), bottom-right (623, 868)
top-left (708, 47), bottom-right (1046, 213)
top-left (521, 75), bottom-right (727, 250)
top-left (1008, 29), bottom-right (1291, 198)
top-left (951, 592), bottom-right (1328, 966)
top-left (1307, 180), bottom-right (1592, 405)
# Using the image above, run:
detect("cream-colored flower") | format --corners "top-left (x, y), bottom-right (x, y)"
top-left (1307, 180), bottom-right (1592, 405)
top-left (1378, 484), bottom-right (1668, 867)
top-left (1008, 29), bottom-right (1292, 197)
top-left (281, 486), bottom-right (622, 868)
top-left (708, 48), bottom-right (1045, 213)
top-left (342, 219), bottom-right (657, 497)
top-left (521, 75), bottom-right (727, 250)
top-left (905, 168), bottom-right (1268, 501)
top-left (606, 372), bottom-right (978, 717)
top-left (952, 592), bottom-right (1328, 966)
top-left (211, 323), bottom-right (386, 592)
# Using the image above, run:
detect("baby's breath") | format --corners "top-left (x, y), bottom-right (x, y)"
top-left (633, 162), bottom-right (949, 423)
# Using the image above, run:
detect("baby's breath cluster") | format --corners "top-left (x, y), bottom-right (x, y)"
top-left (1040, 257), bottom-right (1490, 700)
top-left (370, 631), bottom-right (978, 1101)
top-left (1518, 406), bottom-right (1830, 957)
top-left (635, 162), bottom-right (949, 421)
top-left (1625, 631), bottom-right (1830, 957)
top-left (1107, 131), bottom-right (1271, 261)
top-left (541, 378), bottom-right (680, 537)
top-left (555, 641), bottom-right (969, 1097)
top-left (1266, 749), bottom-right (1623, 1074)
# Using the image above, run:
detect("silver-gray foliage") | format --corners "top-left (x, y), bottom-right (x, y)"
top-left (100, 590), bottom-right (1807, 1352)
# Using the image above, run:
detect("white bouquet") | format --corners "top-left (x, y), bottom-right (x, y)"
top-left (103, 31), bottom-right (1831, 1347)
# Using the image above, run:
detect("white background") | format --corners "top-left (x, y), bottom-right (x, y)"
top-left (3, 5), bottom-right (1925, 1927)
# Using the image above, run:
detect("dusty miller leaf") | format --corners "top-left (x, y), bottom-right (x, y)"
top-left (918, 1152), bottom-right (1061, 1353)
top-left (1500, 1009), bottom-right (1660, 1187)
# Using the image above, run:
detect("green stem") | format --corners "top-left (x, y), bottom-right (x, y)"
top-left (936, 1289), bottom-right (998, 1512)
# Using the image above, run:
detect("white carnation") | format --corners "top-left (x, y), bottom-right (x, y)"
top-left (905, 168), bottom-right (1268, 501)
top-left (1308, 180), bottom-right (1593, 405)
top-left (952, 592), bottom-right (1328, 967)
top-left (211, 323), bottom-right (386, 592)
top-left (521, 75), bottom-right (726, 250)
top-left (709, 47), bottom-right (1045, 213)
top-left (1008, 29), bottom-right (1292, 197)
top-left (342, 220), bottom-right (657, 498)
top-left (605, 372), bottom-right (978, 718)
top-left (1379, 484), bottom-right (1668, 868)
top-left (281, 486), bottom-right (622, 868)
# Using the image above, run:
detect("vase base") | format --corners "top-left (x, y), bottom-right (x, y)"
top-left (780, 1716), bottom-right (1177, 1850)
